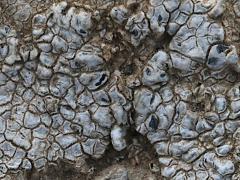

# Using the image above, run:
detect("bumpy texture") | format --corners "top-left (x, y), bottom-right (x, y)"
top-left (0, 0), bottom-right (240, 179)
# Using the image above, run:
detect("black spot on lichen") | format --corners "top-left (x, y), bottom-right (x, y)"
top-left (158, 15), bottom-right (163, 23)
top-left (131, 29), bottom-right (139, 37)
top-left (101, 97), bottom-right (110, 103)
top-left (216, 44), bottom-right (229, 54)
top-left (149, 115), bottom-right (159, 130)
top-left (208, 57), bottom-right (219, 66)
top-left (150, 94), bottom-right (155, 105)
top-left (95, 73), bottom-right (107, 86)
top-left (79, 29), bottom-right (87, 34)
top-left (146, 68), bottom-right (151, 76)
top-left (160, 73), bottom-right (166, 78)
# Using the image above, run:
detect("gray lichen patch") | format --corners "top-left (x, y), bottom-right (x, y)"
top-left (0, 0), bottom-right (240, 179)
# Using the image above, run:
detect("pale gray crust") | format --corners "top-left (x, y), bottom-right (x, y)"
top-left (0, 0), bottom-right (240, 179)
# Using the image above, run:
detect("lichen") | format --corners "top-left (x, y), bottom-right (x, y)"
top-left (0, 0), bottom-right (240, 179)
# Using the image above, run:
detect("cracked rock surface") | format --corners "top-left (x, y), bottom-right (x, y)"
top-left (0, 0), bottom-right (240, 179)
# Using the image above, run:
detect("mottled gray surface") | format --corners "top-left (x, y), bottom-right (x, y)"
top-left (0, 0), bottom-right (240, 179)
